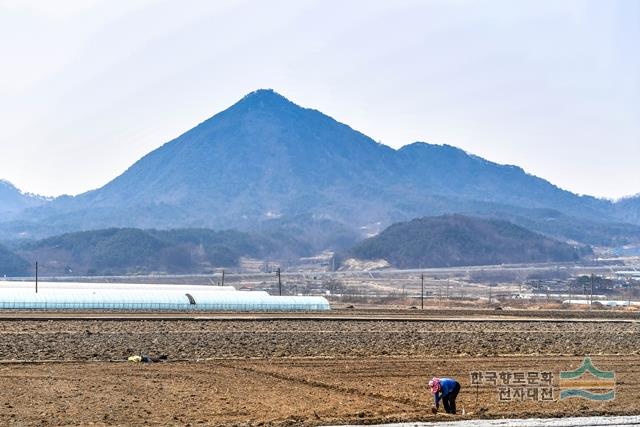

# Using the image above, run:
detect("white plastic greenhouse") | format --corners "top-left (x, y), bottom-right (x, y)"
top-left (0, 282), bottom-right (330, 312)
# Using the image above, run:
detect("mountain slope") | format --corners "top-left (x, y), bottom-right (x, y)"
top-left (0, 180), bottom-right (48, 219)
top-left (615, 196), bottom-right (640, 225)
top-left (395, 143), bottom-right (607, 219)
top-left (348, 215), bottom-right (591, 269)
top-left (0, 243), bottom-right (30, 277)
top-left (28, 89), bottom-right (402, 230)
top-left (16, 227), bottom-right (314, 276)
top-left (3, 89), bottom-right (638, 245)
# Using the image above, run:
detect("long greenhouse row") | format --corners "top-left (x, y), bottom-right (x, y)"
top-left (0, 282), bottom-right (330, 312)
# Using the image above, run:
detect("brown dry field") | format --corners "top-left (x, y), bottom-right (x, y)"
top-left (0, 311), bottom-right (639, 426)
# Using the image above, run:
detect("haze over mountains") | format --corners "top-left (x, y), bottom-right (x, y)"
top-left (1, 215), bottom-right (589, 277)
top-left (1, 89), bottom-right (639, 248)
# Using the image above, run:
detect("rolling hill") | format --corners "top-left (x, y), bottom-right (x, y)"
top-left (348, 215), bottom-right (591, 269)
top-left (2, 215), bottom-right (591, 277)
top-left (14, 227), bottom-right (314, 276)
top-left (0, 244), bottom-right (29, 277)
top-left (614, 195), bottom-right (640, 225)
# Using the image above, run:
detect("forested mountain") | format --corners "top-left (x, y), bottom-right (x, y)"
top-left (0, 89), bottom-right (638, 247)
top-left (13, 227), bottom-right (321, 276)
top-left (0, 215), bottom-right (591, 277)
top-left (614, 196), bottom-right (640, 225)
top-left (348, 215), bottom-right (591, 269)
top-left (0, 180), bottom-right (47, 219)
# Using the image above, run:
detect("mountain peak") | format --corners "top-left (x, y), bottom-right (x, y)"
top-left (243, 88), bottom-right (282, 98)
top-left (237, 88), bottom-right (295, 109)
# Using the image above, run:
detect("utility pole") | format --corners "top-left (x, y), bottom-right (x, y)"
top-left (589, 274), bottom-right (594, 310)
top-left (421, 274), bottom-right (424, 310)
top-left (488, 283), bottom-right (492, 305)
top-left (35, 261), bottom-right (38, 294)
top-left (446, 279), bottom-right (450, 304)
top-left (221, 269), bottom-right (225, 287)
top-left (277, 267), bottom-right (282, 296)
top-left (569, 280), bottom-right (573, 302)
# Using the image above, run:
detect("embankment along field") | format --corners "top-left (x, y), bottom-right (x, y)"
top-left (0, 310), bottom-right (639, 426)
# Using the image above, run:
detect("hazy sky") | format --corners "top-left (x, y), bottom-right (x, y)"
top-left (1, 0), bottom-right (638, 199)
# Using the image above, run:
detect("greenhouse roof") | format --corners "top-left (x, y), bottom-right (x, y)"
top-left (0, 283), bottom-right (330, 312)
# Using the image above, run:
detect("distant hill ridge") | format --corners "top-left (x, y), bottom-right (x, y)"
top-left (0, 215), bottom-right (591, 277)
top-left (348, 214), bottom-right (591, 269)
top-left (11, 227), bottom-right (304, 276)
top-left (0, 180), bottom-right (48, 219)
top-left (0, 243), bottom-right (29, 277)
top-left (0, 89), bottom-right (638, 247)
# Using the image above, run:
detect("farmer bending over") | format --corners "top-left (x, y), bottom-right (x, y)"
top-left (429, 377), bottom-right (461, 414)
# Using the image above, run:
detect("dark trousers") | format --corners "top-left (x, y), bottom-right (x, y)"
top-left (442, 382), bottom-right (461, 414)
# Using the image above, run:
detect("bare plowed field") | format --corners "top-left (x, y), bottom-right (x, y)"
top-left (0, 316), bottom-right (638, 425)
top-left (1, 319), bottom-right (639, 360)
